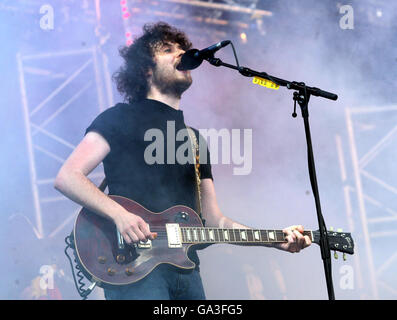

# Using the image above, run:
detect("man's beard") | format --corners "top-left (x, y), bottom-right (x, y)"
top-left (151, 67), bottom-right (192, 99)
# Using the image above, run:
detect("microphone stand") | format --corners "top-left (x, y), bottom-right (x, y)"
top-left (206, 56), bottom-right (337, 300)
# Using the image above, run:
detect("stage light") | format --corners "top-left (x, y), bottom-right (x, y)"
top-left (240, 32), bottom-right (247, 44)
top-left (376, 9), bottom-right (382, 17)
top-left (120, 0), bottom-right (132, 44)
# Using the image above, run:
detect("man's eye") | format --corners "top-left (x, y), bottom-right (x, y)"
top-left (164, 48), bottom-right (172, 52)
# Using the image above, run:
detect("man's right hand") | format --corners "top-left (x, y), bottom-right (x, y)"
top-left (113, 210), bottom-right (157, 244)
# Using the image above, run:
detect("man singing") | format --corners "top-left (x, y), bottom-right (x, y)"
top-left (54, 22), bottom-right (311, 300)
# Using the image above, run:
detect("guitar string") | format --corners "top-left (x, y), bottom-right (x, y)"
top-left (138, 237), bottom-right (288, 241)
top-left (147, 228), bottom-right (295, 234)
top-left (128, 233), bottom-right (290, 242)
top-left (146, 229), bottom-right (296, 239)
top-left (147, 227), bottom-right (311, 234)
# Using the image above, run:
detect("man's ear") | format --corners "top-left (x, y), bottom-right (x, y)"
top-left (146, 68), bottom-right (153, 82)
top-left (146, 68), bottom-right (153, 88)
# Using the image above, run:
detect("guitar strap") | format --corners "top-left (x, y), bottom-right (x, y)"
top-left (98, 178), bottom-right (107, 192)
top-left (186, 126), bottom-right (205, 226)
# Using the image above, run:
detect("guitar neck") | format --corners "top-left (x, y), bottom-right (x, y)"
top-left (180, 227), bottom-right (314, 245)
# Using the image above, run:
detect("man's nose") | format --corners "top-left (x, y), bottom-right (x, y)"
top-left (176, 48), bottom-right (185, 58)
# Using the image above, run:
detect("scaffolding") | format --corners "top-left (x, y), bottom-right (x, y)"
top-left (339, 105), bottom-right (397, 299)
top-left (16, 0), bottom-right (114, 240)
top-left (17, 45), bottom-right (113, 240)
top-left (120, 0), bottom-right (272, 46)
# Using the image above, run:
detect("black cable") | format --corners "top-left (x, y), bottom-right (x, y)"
top-left (64, 234), bottom-right (92, 300)
top-left (229, 40), bottom-right (281, 87)
top-left (229, 41), bottom-right (240, 68)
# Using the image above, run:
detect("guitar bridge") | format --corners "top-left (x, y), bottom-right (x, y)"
top-left (166, 223), bottom-right (182, 248)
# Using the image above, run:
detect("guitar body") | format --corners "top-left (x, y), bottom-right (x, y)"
top-left (73, 195), bottom-right (203, 288)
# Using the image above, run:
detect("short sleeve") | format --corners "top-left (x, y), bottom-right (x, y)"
top-left (85, 105), bottom-right (123, 147)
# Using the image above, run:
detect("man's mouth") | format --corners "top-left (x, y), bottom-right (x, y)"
top-left (174, 62), bottom-right (190, 75)
top-left (176, 61), bottom-right (188, 72)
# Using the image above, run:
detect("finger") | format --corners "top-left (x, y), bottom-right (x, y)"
top-left (285, 226), bottom-right (294, 234)
top-left (132, 226), bottom-right (147, 242)
top-left (130, 217), bottom-right (147, 241)
top-left (293, 230), bottom-right (305, 249)
top-left (285, 241), bottom-right (295, 253)
top-left (289, 232), bottom-right (297, 243)
top-left (296, 225), bottom-right (304, 233)
top-left (122, 232), bottom-right (133, 244)
top-left (286, 234), bottom-right (296, 252)
top-left (140, 221), bottom-right (155, 240)
top-left (137, 222), bottom-right (154, 242)
top-left (127, 229), bottom-right (140, 243)
top-left (304, 235), bottom-right (312, 248)
top-left (288, 230), bottom-right (300, 253)
top-left (284, 229), bottom-right (292, 238)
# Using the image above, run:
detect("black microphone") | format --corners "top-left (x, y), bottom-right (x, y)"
top-left (177, 40), bottom-right (231, 71)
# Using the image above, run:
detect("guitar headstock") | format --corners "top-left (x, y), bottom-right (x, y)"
top-left (312, 227), bottom-right (354, 260)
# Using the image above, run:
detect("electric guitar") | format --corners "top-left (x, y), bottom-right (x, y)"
top-left (72, 195), bottom-right (354, 288)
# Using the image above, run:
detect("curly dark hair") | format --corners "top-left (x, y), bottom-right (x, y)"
top-left (113, 22), bottom-right (192, 104)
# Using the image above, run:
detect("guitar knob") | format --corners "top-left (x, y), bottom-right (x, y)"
top-left (343, 253), bottom-right (347, 261)
top-left (334, 251), bottom-right (338, 260)
top-left (107, 268), bottom-right (116, 276)
top-left (117, 254), bottom-right (126, 263)
top-left (125, 267), bottom-right (134, 276)
top-left (98, 256), bottom-right (107, 264)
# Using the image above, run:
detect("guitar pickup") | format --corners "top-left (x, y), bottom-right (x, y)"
top-left (137, 239), bottom-right (152, 249)
top-left (166, 223), bottom-right (182, 248)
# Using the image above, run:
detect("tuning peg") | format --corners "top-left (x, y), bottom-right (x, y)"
top-left (343, 253), bottom-right (347, 261)
top-left (334, 251), bottom-right (338, 260)
top-left (329, 226), bottom-right (334, 231)
top-left (337, 228), bottom-right (343, 232)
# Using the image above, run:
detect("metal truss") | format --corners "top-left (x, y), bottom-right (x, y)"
top-left (337, 105), bottom-right (397, 299)
top-left (120, 0), bottom-right (272, 46)
top-left (17, 46), bottom-right (113, 239)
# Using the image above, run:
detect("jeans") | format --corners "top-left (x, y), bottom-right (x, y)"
top-left (103, 264), bottom-right (206, 300)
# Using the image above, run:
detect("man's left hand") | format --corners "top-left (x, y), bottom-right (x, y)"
top-left (274, 225), bottom-right (311, 253)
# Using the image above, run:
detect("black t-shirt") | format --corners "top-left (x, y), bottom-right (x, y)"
top-left (85, 99), bottom-right (213, 266)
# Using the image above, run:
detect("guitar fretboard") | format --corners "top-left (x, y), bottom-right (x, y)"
top-left (180, 227), bottom-right (313, 244)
